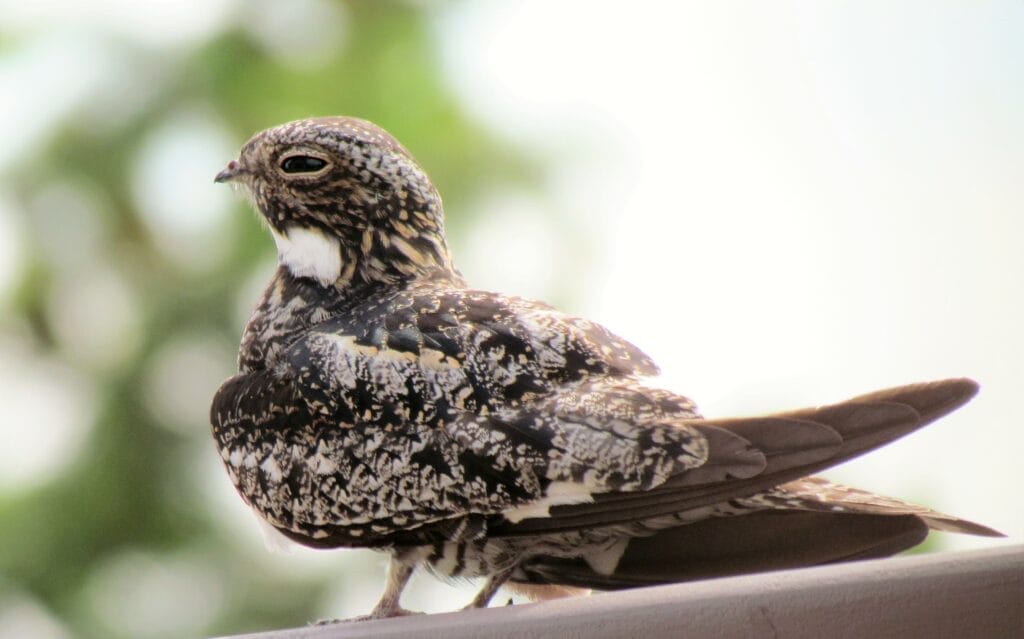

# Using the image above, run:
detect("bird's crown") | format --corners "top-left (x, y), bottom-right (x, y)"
top-left (217, 117), bottom-right (455, 288)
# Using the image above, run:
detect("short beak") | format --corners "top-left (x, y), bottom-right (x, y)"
top-left (214, 159), bottom-right (244, 184)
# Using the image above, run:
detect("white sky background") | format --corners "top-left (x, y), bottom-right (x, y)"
top-left (439, 0), bottom-right (1023, 549)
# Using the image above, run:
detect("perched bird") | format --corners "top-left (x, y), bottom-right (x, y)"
top-left (211, 117), bottom-right (1000, 619)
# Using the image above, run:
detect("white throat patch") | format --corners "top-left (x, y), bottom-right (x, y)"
top-left (271, 226), bottom-right (342, 287)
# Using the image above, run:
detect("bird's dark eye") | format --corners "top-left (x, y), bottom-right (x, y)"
top-left (280, 155), bottom-right (328, 174)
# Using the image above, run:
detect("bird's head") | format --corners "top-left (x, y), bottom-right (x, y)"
top-left (216, 117), bottom-right (455, 288)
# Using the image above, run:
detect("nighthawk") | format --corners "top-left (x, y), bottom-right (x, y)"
top-left (211, 116), bottom-right (1000, 619)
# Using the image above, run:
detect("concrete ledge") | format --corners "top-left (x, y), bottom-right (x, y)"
top-left (218, 544), bottom-right (1023, 639)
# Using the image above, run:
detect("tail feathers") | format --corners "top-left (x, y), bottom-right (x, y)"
top-left (919, 515), bottom-right (1003, 537)
top-left (754, 476), bottom-right (1004, 538)
top-left (518, 510), bottom-right (932, 590)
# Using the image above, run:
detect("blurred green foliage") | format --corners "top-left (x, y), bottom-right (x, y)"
top-left (0, 2), bottom-right (540, 637)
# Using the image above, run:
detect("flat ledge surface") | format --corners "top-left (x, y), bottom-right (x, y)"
top-left (218, 544), bottom-right (1024, 639)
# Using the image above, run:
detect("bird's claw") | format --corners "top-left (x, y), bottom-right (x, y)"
top-left (314, 607), bottom-right (424, 625)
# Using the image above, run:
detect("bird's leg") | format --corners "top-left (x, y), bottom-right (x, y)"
top-left (316, 556), bottom-right (421, 624)
top-left (464, 566), bottom-right (516, 610)
top-left (365, 556), bottom-right (420, 619)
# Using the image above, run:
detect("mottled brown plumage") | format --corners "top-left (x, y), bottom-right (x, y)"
top-left (211, 117), bottom-right (1001, 620)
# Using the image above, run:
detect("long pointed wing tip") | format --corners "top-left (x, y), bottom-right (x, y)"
top-left (851, 377), bottom-right (980, 420)
top-left (938, 376), bottom-right (980, 400)
top-left (924, 376), bottom-right (981, 416)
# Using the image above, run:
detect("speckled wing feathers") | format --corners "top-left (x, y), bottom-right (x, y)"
top-left (487, 379), bottom-right (979, 537)
top-left (215, 285), bottom-right (687, 546)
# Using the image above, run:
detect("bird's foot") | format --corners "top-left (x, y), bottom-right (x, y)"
top-left (314, 606), bottom-right (424, 624)
top-left (369, 606), bottom-right (424, 620)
